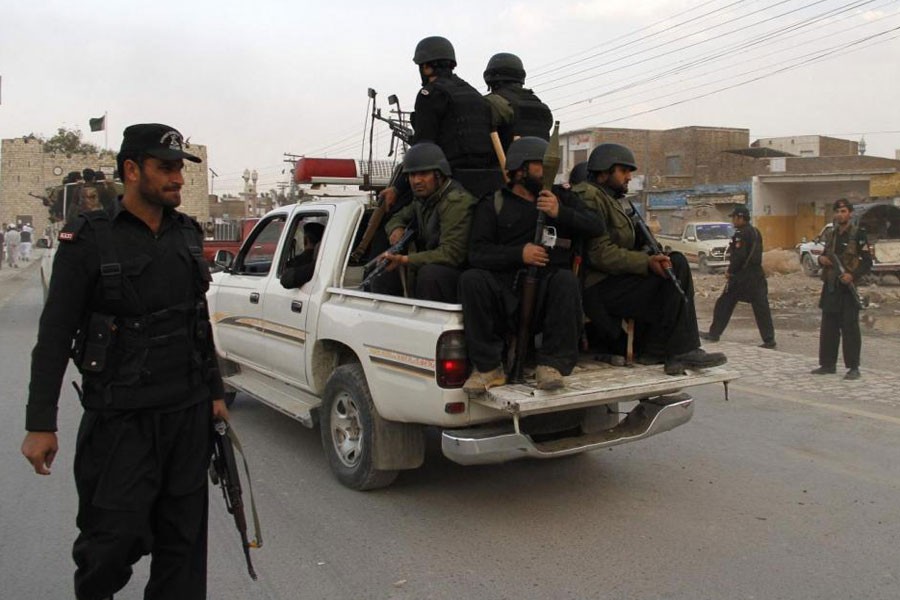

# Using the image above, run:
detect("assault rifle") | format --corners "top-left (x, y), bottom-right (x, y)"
top-left (625, 197), bottom-right (689, 305)
top-left (825, 247), bottom-right (865, 309)
top-left (368, 88), bottom-right (413, 156)
top-left (510, 122), bottom-right (560, 384)
top-left (210, 419), bottom-right (262, 581)
top-left (358, 227), bottom-right (416, 291)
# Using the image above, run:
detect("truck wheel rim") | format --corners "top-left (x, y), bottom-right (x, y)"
top-left (330, 392), bottom-right (362, 468)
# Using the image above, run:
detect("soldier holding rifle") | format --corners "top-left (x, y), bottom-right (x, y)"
top-left (20, 124), bottom-right (230, 600)
top-left (811, 198), bottom-right (871, 380)
top-left (459, 136), bottom-right (604, 393)
top-left (574, 143), bottom-right (726, 375)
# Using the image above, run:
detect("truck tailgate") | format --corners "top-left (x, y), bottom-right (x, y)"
top-left (474, 359), bottom-right (738, 417)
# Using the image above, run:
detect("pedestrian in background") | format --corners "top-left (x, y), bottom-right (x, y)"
top-left (701, 205), bottom-right (776, 348)
top-left (811, 198), bottom-right (871, 380)
top-left (5, 224), bottom-right (20, 268)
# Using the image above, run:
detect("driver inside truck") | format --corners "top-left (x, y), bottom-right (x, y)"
top-left (280, 221), bottom-right (326, 289)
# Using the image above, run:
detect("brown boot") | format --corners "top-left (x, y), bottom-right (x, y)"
top-left (463, 366), bottom-right (507, 394)
top-left (535, 365), bottom-right (564, 390)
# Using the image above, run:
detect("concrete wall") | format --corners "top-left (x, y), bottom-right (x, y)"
top-left (0, 137), bottom-right (210, 237)
top-left (754, 135), bottom-right (859, 157)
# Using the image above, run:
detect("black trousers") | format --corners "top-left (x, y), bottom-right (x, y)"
top-left (459, 268), bottom-right (581, 374)
top-left (819, 306), bottom-right (861, 369)
top-left (582, 252), bottom-right (700, 357)
top-left (708, 275), bottom-right (775, 344)
top-left (414, 264), bottom-right (461, 303)
top-left (73, 400), bottom-right (210, 600)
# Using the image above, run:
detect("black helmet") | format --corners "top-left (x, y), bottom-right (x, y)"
top-left (569, 161), bottom-right (589, 185)
top-left (505, 136), bottom-right (547, 171)
top-left (413, 36), bottom-right (456, 66)
top-left (587, 143), bottom-right (637, 173)
top-left (483, 52), bottom-right (526, 85)
top-left (402, 142), bottom-right (451, 177)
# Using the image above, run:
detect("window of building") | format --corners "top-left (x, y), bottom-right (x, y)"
top-left (666, 155), bottom-right (682, 175)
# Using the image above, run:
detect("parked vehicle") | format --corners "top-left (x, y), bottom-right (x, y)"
top-left (204, 218), bottom-right (258, 267)
top-left (657, 222), bottom-right (733, 273)
top-left (207, 198), bottom-right (737, 490)
top-left (796, 203), bottom-right (900, 282)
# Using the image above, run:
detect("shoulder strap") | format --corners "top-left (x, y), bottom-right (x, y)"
top-left (493, 189), bottom-right (504, 215)
top-left (81, 211), bottom-right (123, 301)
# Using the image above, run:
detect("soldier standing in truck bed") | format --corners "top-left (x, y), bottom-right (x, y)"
top-left (482, 52), bottom-right (553, 153)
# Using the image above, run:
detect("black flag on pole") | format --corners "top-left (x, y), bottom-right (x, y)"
top-left (89, 115), bottom-right (106, 132)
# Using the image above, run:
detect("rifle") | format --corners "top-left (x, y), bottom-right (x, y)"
top-left (358, 226), bottom-right (417, 291)
top-left (28, 192), bottom-right (51, 206)
top-left (368, 88), bottom-right (413, 156)
top-left (210, 419), bottom-right (262, 581)
top-left (625, 197), bottom-right (689, 305)
top-left (510, 122), bottom-right (560, 384)
top-left (825, 245), bottom-right (864, 310)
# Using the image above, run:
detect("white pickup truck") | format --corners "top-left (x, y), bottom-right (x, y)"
top-left (208, 197), bottom-right (737, 490)
top-left (657, 222), bottom-right (733, 273)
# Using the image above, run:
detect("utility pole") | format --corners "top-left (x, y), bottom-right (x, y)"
top-left (284, 152), bottom-right (302, 204)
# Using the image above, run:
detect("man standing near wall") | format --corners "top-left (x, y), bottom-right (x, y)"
top-left (810, 198), bottom-right (871, 380)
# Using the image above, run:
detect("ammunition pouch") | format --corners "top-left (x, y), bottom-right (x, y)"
top-left (73, 313), bottom-right (117, 374)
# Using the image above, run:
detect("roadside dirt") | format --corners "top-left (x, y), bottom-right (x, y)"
top-left (692, 251), bottom-right (900, 372)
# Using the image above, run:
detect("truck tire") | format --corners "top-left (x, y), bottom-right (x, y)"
top-left (801, 253), bottom-right (818, 277)
top-left (698, 255), bottom-right (710, 274)
top-left (320, 363), bottom-right (399, 490)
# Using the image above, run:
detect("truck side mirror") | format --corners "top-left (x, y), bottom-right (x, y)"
top-left (214, 250), bottom-right (235, 269)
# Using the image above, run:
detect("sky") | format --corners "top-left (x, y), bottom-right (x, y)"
top-left (2, 0), bottom-right (899, 196)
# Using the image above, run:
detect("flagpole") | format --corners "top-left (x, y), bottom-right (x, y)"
top-left (104, 111), bottom-right (108, 151)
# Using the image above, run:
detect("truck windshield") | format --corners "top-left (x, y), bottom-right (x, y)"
top-left (696, 224), bottom-right (734, 241)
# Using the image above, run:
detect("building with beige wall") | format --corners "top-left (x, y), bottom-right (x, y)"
top-left (753, 135), bottom-right (860, 158)
top-left (0, 136), bottom-right (210, 237)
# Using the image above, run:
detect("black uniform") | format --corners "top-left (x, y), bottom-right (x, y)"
top-left (486, 83), bottom-right (553, 151)
top-left (707, 223), bottom-right (775, 345)
top-left (410, 74), bottom-right (500, 199)
top-left (817, 223), bottom-right (871, 370)
top-left (459, 185), bottom-right (604, 374)
top-left (27, 201), bottom-right (224, 600)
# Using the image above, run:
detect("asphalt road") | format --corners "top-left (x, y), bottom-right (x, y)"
top-left (2, 262), bottom-right (899, 600)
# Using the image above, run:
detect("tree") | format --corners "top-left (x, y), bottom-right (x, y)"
top-left (41, 127), bottom-right (101, 155)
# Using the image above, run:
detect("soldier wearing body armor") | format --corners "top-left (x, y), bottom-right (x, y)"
top-left (459, 137), bottom-right (605, 393)
top-left (811, 198), bottom-right (872, 380)
top-left (574, 143), bottom-right (727, 375)
top-left (380, 36), bottom-right (499, 209)
top-left (21, 123), bottom-right (228, 600)
top-left (701, 205), bottom-right (776, 348)
top-left (483, 52), bottom-right (553, 152)
top-left (378, 143), bottom-right (477, 303)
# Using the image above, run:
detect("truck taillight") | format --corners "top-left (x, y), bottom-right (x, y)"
top-left (436, 331), bottom-right (469, 388)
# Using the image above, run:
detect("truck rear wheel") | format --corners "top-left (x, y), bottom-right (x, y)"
top-left (320, 363), bottom-right (398, 490)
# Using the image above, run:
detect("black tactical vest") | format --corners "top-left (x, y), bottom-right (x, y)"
top-left (428, 75), bottom-right (494, 169)
top-left (494, 85), bottom-right (553, 150)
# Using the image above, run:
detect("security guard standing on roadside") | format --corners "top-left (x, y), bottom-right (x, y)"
top-left (811, 198), bottom-right (872, 380)
top-left (379, 142), bottom-right (476, 303)
top-left (701, 205), bottom-right (776, 348)
top-left (483, 52), bottom-right (553, 152)
top-left (21, 123), bottom-right (229, 600)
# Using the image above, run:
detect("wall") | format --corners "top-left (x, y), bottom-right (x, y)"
top-left (0, 137), bottom-right (210, 236)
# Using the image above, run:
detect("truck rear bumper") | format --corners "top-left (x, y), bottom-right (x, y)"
top-left (441, 394), bottom-right (693, 466)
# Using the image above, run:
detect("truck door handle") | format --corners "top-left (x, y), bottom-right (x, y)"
top-left (291, 300), bottom-right (303, 313)
top-left (249, 292), bottom-right (260, 304)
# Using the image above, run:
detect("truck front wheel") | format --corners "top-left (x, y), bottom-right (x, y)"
top-left (320, 363), bottom-right (399, 490)
top-left (698, 255), bottom-right (710, 274)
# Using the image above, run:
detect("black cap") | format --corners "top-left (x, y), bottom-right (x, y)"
top-left (833, 198), bottom-right (853, 211)
top-left (118, 123), bottom-right (201, 164)
top-left (730, 205), bottom-right (750, 218)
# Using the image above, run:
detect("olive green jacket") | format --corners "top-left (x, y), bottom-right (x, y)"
top-left (484, 93), bottom-right (514, 131)
top-left (572, 181), bottom-right (650, 288)
top-left (384, 179), bottom-right (476, 269)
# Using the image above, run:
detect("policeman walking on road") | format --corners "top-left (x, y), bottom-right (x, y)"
top-left (21, 123), bottom-right (229, 600)
top-left (811, 198), bottom-right (872, 380)
top-left (701, 205), bottom-right (776, 348)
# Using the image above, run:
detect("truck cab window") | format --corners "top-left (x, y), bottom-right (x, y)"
top-left (234, 215), bottom-right (286, 275)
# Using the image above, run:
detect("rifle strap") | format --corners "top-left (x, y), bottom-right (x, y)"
top-left (226, 424), bottom-right (263, 549)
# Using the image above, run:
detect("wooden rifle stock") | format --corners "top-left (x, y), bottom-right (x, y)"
top-left (350, 164), bottom-right (404, 263)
